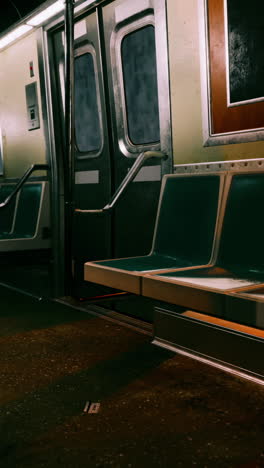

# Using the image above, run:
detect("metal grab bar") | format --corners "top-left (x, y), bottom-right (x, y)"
top-left (75, 150), bottom-right (167, 214)
top-left (0, 164), bottom-right (49, 209)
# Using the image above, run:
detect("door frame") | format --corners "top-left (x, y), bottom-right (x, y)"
top-left (38, 0), bottom-right (172, 297)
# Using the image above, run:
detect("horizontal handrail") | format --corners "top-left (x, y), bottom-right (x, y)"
top-left (0, 164), bottom-right (49, 209)
top-left (75, 150), bottom-right (167, 214)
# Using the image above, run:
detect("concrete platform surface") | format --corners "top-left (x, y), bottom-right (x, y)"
top-left (0, 286), bottom-right (264, 468)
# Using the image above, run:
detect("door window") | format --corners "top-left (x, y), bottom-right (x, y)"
top-left (74, 52), bottom-right (102, 156)
top-left (121, 25), bottom-right (160, 145)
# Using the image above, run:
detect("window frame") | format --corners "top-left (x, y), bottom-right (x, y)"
top-left (74, 47), bottom-right (104, 159)
top-left (111, 15), bottom-right (161, 157)
top-left (199, 0), bottom-right (264, 146)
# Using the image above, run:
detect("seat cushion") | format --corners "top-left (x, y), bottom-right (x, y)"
top-left (84, 174), bottom-right (223, 294)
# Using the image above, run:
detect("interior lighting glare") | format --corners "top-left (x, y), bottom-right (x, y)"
top-left (0, 24), bottom-right (33, 49)
top-left (27, 0), bottom-right (64, 26)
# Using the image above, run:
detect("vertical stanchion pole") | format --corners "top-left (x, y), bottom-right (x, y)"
top-left (64, 0), bottom-right (75, 294)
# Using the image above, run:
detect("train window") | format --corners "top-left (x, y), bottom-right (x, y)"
top-left (74, 53), bottom-right (102, 155)
top-left (207, 0), bottom-right (264, 135)
top-left (121, 25), bottom-right (160, 145)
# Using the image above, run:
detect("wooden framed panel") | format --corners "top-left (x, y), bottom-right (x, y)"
top-left (207, 0), bottom-right (264, 136)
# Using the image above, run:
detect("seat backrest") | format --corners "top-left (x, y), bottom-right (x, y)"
top-left (218, 173), bottom-right (264, 276)
top-left (13, 183), bottom-right (42, 238)
top-left (152, 174), bottom-right (221, 265)
top-left (0, 184), bottom-right (17, 234)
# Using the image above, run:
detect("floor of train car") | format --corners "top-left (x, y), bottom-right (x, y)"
top-left (0, 285), bottom-right (264, 468)
top-left (0, 249), bottom-right (173, 323)
top-left (63, 292), bottom-right (159, 324)
top-left (0, 250), bottom-right (52, 298)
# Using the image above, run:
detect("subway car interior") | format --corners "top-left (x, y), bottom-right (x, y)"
top-left (0, 0), bottom-right (264, 465)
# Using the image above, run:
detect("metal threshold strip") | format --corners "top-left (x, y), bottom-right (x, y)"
top-left (56, 297), bottom-right (152, 336)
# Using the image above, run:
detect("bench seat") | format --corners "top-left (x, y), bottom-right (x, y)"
top-left (0, 184), bottom-right (17, 234)
top-left (225, 284), bottom-right (264, 329)
top-left (143, 173), bottom-right (264, 318)
top-left (84, 254), bottom-right (195, 295)
top-left (84, 174), bottom-right (224, 294)
top-left (143, 266), bottom-right (264, 316)
top-left (0, 182), bottom-right (50, 251)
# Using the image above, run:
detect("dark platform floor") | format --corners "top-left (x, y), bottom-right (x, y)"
top-left (0, 286), bottom-right (264, 468)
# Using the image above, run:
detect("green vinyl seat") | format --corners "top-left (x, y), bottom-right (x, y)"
top-left (0, 184), bottom-right (17, 236)
top-left (84, 174), bottom-right (223, 294)
top-left (0, 183), bottom-right (42, 240)
top-left (143, 173), bottom-right (264, 314)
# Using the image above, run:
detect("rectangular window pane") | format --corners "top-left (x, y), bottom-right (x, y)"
top-left (121, 25), bottom-right (160, 145)
top-left (74, 53), bottom-right (102, 154)
top-left (227, 0), bottom-right (264, 104)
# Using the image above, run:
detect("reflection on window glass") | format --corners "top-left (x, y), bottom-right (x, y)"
top-left (227, 0), bottom-right (264, 103)
top-left (74, 53), bottom-right (101, 154)
top-left (121, 25), bottom-right (160, 145)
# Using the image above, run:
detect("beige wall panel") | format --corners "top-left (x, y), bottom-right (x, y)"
top-left (166, 0), bottom-right (264, 164)
top-left (0, 31), bottom-right (46, 178)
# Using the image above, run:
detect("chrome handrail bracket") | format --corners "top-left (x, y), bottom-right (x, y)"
top-left (75, 150), bottom-right (167, 214)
